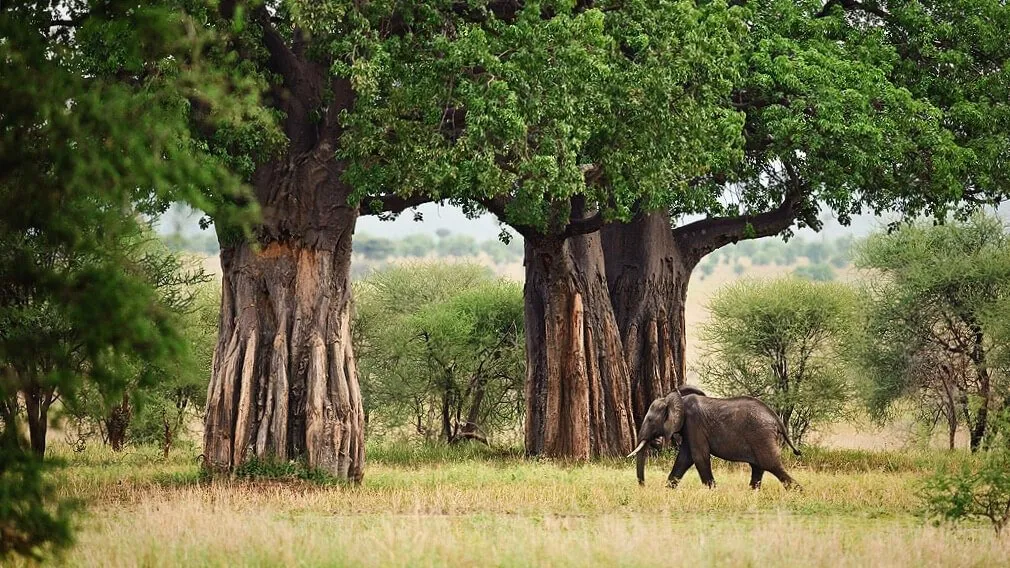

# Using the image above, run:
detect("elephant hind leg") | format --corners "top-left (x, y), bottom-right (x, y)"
top-left (749, 464), bottom-right (764, 490)
top-left (768, 465), bottom-right (800, 491)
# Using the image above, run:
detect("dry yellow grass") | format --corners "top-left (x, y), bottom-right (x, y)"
top-left (27, 443), bottom-right (1007, 567)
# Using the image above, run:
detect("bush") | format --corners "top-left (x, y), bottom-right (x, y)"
top-left (698, 277), bottom-right (856, 444)
top-left (353, 263), bottom-right (525, 444)
top-left (922, 450), bottom-right (1010, 535)
top-left (0, 442), bottom-right (73, 561)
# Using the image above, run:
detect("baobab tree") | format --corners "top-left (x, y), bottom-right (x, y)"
top-left (339, 2), bottom-right (746, 458)
top-left (602, 0), bottom-right (1010, 424)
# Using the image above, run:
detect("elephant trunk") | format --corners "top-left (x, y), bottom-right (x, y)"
top-left (636, 444), bottom-right (648, 485)
top-left (633, 423), bottom-right (653, 485)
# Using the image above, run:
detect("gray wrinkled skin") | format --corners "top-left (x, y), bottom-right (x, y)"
top-left (633, 390), bottom-right (801, 491)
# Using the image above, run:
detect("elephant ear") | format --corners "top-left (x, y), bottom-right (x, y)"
top-left (662, 391), bottom-right (684, 437)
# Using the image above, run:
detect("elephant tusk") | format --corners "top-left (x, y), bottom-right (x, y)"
top-left (627, 440), bottom-right (647, 458)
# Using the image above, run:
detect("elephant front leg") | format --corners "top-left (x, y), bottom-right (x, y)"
top-left (749, 464), bottom-right (764, 490)
top-left (666, 448), bottom-right (694, 489)
top-left (693, 449), bottom-right (716, 488)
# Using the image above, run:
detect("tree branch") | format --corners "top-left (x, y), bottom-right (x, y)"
top-left (815, 0), bottom-right (894, 21)
top-left (477, 196), bottom-right (538, 238)
top-left (254, 8), bottom-right (303, 92)
top-left (673, 166), bottom-right (808, 264)
top-left (562, 211), bottom-right (604, 238)
top-left (359, 193), bottom-right (432, 216)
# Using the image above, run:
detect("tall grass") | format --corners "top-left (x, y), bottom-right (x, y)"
top-left (28, 441), bottom-right (1008, 567)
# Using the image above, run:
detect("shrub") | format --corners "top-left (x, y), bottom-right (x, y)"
top-left (699, 277), bottom-right (856, 444)
top-left (922, 450), bottom-right (1010, 535)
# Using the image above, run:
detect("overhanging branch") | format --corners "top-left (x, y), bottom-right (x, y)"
top-left (477, 196), bottom-right (537, 238)
top-left (562, 211), bottom-right (604, 239)
top-left (359, 193), bottom-right (432, 216)
top-left (673, 167), bottom-right (808, 264)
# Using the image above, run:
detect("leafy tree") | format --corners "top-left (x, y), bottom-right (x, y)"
top-left (353, 264), bottom-right (524, 444)
top-left (437, 235), bottom-right (480, 258)
top-left (698, 260), bottom-right (716, 280)
top-left (338, 0), bottom-right (747, 459)
top-left (132, 281), bottom-right (219, 456)
top-left (398, 234), bottom-right (436, 258)
top-left (699, 278), bottom-right (856, 444)
top-left (793, 263), bottom-right (836, 282)
top-left (1, 0), bottom-right (261, 557)
top-left (853, 214), bottom-right (1010, 451)
top-left (354, 234), bottom-right (398, 261)
top-left (64, 257), bottom-right (219, 456)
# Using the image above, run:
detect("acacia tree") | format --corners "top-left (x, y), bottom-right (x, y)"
top-left (340, 2), bottom-right (746, 458)
top-left (855, 215), bottom-right (1010, 451)
top-left (353, 264), bottom-right (524, 444)
top-left (602, 0), bottom-right (1010, 424)
top-left (699, 278), bottom-right (856, 444)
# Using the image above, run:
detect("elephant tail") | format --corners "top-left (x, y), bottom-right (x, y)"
top-left (781, 427), bottom-right (801, 456)
top-left (774, 416), bottom-right (801, 456)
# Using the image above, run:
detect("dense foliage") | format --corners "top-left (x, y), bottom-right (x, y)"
top-left (923, 413), bottom-right (1010, 535)
top-left (63, 245), bottom-right (218, 456)
top-left (853, 214), bottom-right (1010, 451)
top-left (697, 235), bottom-right (855, 280)
top-left (699, 278), bottom-right (856, 444)
top-left (0, 1), bottom-right (264, 558)
top-left (353, 264), bottom-right (525, 444)
top-left (342, 1), bottom-right (746, 232)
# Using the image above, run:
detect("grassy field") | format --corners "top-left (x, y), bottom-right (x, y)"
top-left (28, 442), bottom-right (1007, 567)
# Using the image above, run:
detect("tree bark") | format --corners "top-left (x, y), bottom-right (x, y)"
top-left (602, 194), bottom-right (803, 427)
top-left (602, 212), bottom-right (695, 423)
top-left (106, 393), bottom-right (131, 452)
top-left (523, 231), bottom-right (635, 459)
top-left (23, 382), bottom-right (54, 458)
top-left (968, 323), bottom-right (990, 452)
top-left (203, 136), bottom-right (366, 481)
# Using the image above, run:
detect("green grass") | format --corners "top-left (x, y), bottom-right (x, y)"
top-left (25, 442), bottom-right (1009, 567)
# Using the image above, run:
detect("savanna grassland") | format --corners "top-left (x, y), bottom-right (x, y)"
top-left (33, 442), bottom-right (1007, 568)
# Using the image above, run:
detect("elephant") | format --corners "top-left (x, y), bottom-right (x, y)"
top-left (628, 389), bottom-right (801, 490)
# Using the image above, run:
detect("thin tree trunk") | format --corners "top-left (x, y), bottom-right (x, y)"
top-left (463, 376), bottom-right (487, 436)
top-left (441, 383), bottom-right (453, 444)
top-left (602, 212), bottom-right (694, 424)
top-left (107, 393), bottom-right (131, 452)
top-left (163, 415), bottom-right (173, 458)
top-left (23, 382), bottom-right (55, 458)
top-left (969, 325), bottom-right (990, 452)
top-left (523, 231), bottom-right (635, 459)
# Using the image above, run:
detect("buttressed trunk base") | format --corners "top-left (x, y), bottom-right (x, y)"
top-left (523, 231), bottom-right (635, 459)
top-left (603, 212), bottom-right (694, 425)
top-left (204, 235), bottom-right (364, 482)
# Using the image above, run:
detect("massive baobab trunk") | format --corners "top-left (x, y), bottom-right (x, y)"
top-left (523, 231), bottom-right (635, 459)
top-left (203, 85), bottom-right (366, 479)
top-left (602, 212), bottom-right (695, 423)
